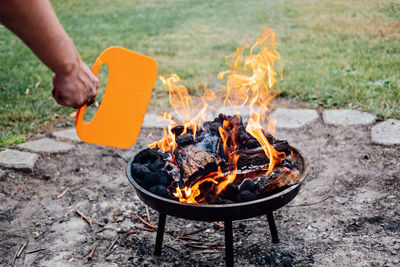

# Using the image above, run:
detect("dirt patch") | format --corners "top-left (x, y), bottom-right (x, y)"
top-left (0, 107), bottom-right (399, 266)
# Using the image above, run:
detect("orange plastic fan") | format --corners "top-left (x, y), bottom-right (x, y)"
top-left (75, 47), bottom-right (158, 149)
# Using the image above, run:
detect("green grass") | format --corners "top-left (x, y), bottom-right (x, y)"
top-left (1, 0), bottom-right (399, 147)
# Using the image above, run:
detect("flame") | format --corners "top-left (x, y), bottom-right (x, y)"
top-left (174, 178), bottom-right (218, 204)
top-left (218, 28), bottom-right (285, 172)
top-left (148, 112), bottom-right (177, 153)
top-left (150, 27), bottom-right (284, 203)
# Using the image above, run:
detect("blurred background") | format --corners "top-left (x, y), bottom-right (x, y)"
top-left (0, 0), bottom-right (399, 147)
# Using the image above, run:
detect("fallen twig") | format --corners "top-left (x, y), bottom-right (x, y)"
top-left (16, 241), bottom-right (28, 258)
top-left (125, 230), bottom-right (137, 235)
top-left (12, 248), bottom-right (18, 266)
top-left (75, 208), bottom-right (93, 227)
top-left (12, 241), bottom-right (28, 266)
top-left (56, 187), bottom-right (70, 199)
top-left (135, 213), bottom-right (156, 229)
top-left (182, 226), bottom-right (208, 236)
top-left (105, 236), bottom-right (119, 257)
top-left (134, 225), bottom-right (156, 232)
top-left (145, 205), bottom-right (151, 224)
top-left (287, 196), bottom-right (332, 207)
top-left (84, 244), bottom-right (97, 264)
top-left (25, 248), bottom-right (45, 254)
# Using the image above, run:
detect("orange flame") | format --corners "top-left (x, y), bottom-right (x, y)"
top-left (173, 178), bottom-right (218, 204)
top-left (218, 28), bottom-right (285, 172)
top-left (148, 112), bottom-right (177, 153)
top-left (151, 27), bottom-right (284, 203)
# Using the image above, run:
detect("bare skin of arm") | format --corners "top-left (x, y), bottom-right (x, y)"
top-left (0, 0), bottom-right (98, 108)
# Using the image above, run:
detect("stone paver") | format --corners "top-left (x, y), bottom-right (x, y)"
top-left (269, 108), bottom-right (319, 129)
top-left (323, 109), bottom-right (376, 126)
top-left (141, 113), bottom-right (169, 129)
top-left (17, 138), bottom-right (75, 153)
top-left (0, 149), bottom-right (38, 171)
top-left (52, 128), bottom-right (81, 142)
top-left (371, 119), bottom-right (400, 145)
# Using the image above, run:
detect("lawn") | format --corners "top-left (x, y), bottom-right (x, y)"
top-left (0, 0), bottom-right (399, 147)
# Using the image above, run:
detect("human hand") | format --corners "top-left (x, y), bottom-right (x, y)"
top-left (52, 59), bottom-right (99, 108)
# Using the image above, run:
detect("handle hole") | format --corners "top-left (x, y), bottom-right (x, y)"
top-left (83, 64), bottom-right (109, 123)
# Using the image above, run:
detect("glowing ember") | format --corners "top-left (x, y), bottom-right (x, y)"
top-left (149, 28), bottom-right (287, 204)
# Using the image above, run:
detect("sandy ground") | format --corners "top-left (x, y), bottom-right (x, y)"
top-left (1, 108), bottom-right (399, 267)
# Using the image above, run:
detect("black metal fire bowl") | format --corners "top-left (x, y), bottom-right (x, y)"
top-left (126, 146), bottom-right (307, 267)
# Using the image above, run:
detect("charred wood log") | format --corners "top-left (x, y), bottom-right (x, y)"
top-left (256, 166), bottom-right (300, 195)
top-left (174, 145), bottom-right (223, 185)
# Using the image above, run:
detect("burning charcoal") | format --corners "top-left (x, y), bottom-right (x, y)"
top-left (215, 113), bottom-right (228, 123)
top-left (164, 162), bottom-right (181, 182)
top-left (133, 147), bottom-right (168, 164)
top-left (130, 163), bottom-right (157, 189)
top-left (245, 138), bottom-right (261, 149)
top-left (237, 150), bottom-right (268, 170)
top-left (156, 171), bottom-right (173, 186)
top-left (171, 125), bottom-right (185, 136)
top-left (209, 122), bottom-right (222, 134)
top-left (230, 114), bottom-right (242, 126)
top-left (272, 141), bottom-right (291, 155)
top-left (149, 158), bottom-right (166, 172)
top-left (237, 190), bottom-right (257, 202)
top-left (219, 182), bottom-right (239, 202)
top-left (148, 185), bottom-right (170, 199)
top-left (281, 159), bottom-right (293, 169)
top-left (262, 129), bottom-right (277, 144)
top-left (239, 178), bottom-right (256, 193)
top-left (176, 133), bottom-right (194, 147)
top-left (238, 131), bottom-right (250, 143)
top-left (132, 149), bottom-right (150, 164)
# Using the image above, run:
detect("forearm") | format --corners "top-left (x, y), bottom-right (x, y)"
top-left (0, 0), bottom-right (79, 75)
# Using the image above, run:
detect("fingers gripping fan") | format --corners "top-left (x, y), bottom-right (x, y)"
top-left (75, 47), bottom-right (158, 149)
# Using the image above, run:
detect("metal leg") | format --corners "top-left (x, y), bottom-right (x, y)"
top-left (266, 212), bottom-right (279, 244)
top-left (224, 220), bottom-right (234, 267)
top-left (154, 213), bottom-right (167, 256)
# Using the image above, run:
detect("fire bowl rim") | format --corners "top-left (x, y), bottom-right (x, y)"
top-left (126, 146), bottom-right (308, 210)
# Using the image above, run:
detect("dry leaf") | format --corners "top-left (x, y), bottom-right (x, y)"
top-left (34, 81), bottom-right (41, 88)
top-left (69, 257), bottom-right (75, 262)
top-left (25, 88), bottom-right (30, 95)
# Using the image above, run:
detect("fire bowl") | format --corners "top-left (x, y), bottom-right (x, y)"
top-left (126, 146), bottom-right (307, 267)
top-left (126, 145), bottom-right (307, 221)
